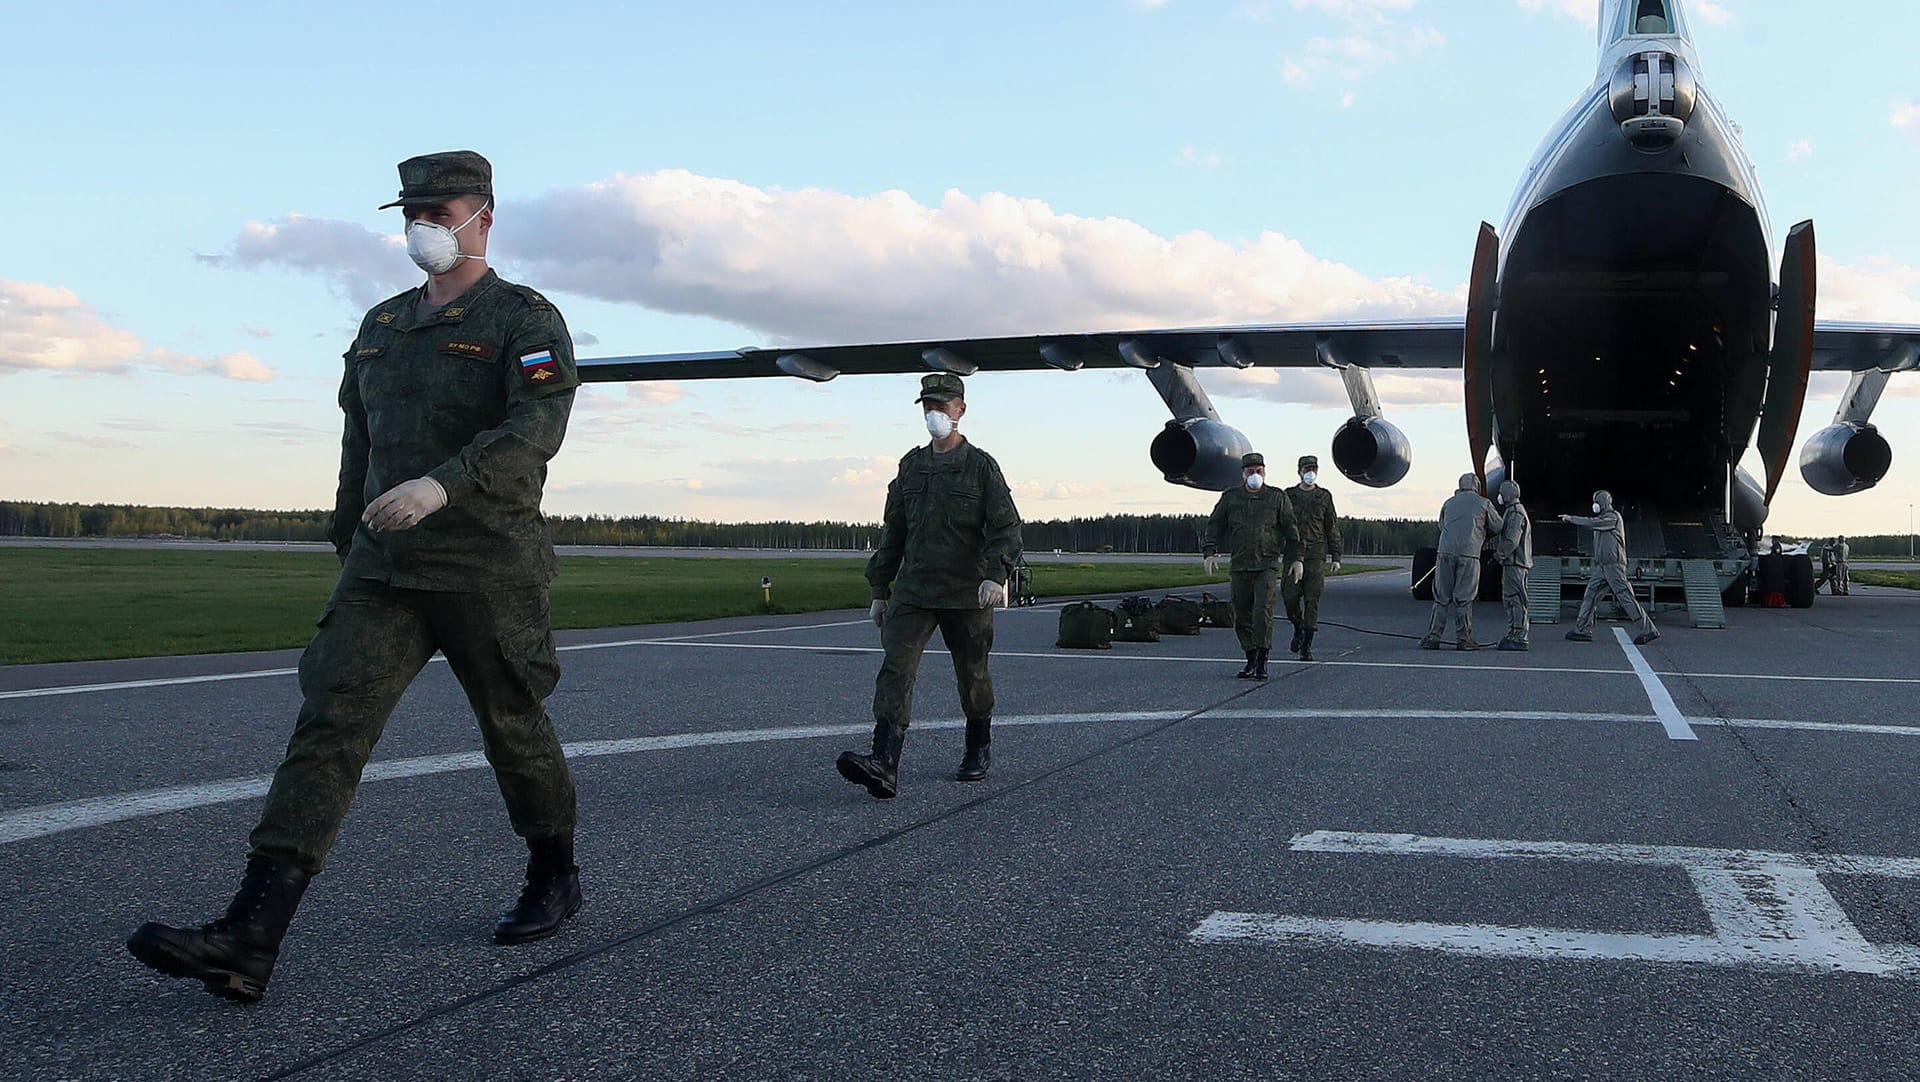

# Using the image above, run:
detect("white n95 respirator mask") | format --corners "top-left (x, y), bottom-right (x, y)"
top-left (405, 203), bottom-right (486, 275)
top-left (925, 410), bottom-right (955, 439)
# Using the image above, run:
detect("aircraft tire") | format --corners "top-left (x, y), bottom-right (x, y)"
top-left (1786, 554), bottom-right (1816, 608)
top-left (1721, 568), bottom-right (1749, 608)
top-left (1410, 547), bottom-right (1437, 601)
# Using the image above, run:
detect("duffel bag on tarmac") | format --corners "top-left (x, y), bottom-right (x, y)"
top-left (1156, 594), bottom-right (1203, 635)
top-left (1199, 592), bottom-right (1236, 628)
top-left (1056, 601), bottom-right (1115, 649)
top-left (1113, 596), bottom-right (1160, 643)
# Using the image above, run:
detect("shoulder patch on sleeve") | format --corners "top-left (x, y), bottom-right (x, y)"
top-left (518, 347), bottom-right (562, 385)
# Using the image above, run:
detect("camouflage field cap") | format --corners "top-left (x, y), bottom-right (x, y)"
top-left (378, 150), bottom-right (493, 209)
top-left (1298, 454), bottom-right (1319, 472)
top-left (916, 372), bottom-right (966, 403)
top-left (1241, 452), bottom-right (1265, 468)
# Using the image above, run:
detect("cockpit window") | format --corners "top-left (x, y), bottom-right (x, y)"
top-left (1608, 0), bottom-right (1687, 41)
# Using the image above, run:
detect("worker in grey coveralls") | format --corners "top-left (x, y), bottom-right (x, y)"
top-left (1421, 473), bottom-right (1502, 651)
top-left (1494, 479), bottom-right (1532, 651)
top-left (1561, 488), bottom-right (1658, 645)
top-left (1835, 535), bottom-right (1852, 595)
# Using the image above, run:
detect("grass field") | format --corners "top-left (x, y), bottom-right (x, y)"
top-left (1847, 569), bottom-right (1920, 590)
top-left (0, 549), bottom-right (1387, 665)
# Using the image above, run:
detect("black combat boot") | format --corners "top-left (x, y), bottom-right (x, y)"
top-left (1565, 630), bottom-right (1593, 642)
top-left (956, 717), bottom-right (991, 782)
top-left (126, 855), bottom-right (310, 1003)
top-left (836, 721), bottom-right (905, 799)
top-left (494, 833), bottom-right (583, 945)
top-left (1498, 637), bottom-right (1529, 652)
top-left (1252, 648), bottom-right (1270, 680)
top-left (1236, 650), bottom-right (1258, 679)
top-left (1298, 630), bottom-right (1315, 662)
top-left (1289, 623), bottom-right (1304, 654)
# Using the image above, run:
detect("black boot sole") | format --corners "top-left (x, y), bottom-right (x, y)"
top-left (126, 929), bottom-right (266, 1003)
top-left (836, 754), bottom-right (898, 799)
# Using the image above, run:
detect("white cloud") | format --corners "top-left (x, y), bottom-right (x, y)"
top-left (1275, 0), bottom-right (1444, 91)
top-left (1818, 255), bottom-right (1920, 322)
top-left (0, 280), bottom-right (272, 382)
top-left (200, 214), bottom-right (411, 309)
top-left (1693, 1), bottom-right (1736, 26)
top-left (1894, 102), bottom-right (1920, 141)
top-left (1517, 0), bottom-right (1597, 27)
top-left (213, 170), bottom-right (1463, 346)
top-left (1786, 139), bottom-right (1812, 162)
top-left (1176, 144), bottom-right (1225, 168)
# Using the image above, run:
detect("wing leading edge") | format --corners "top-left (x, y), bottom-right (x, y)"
top-left (575, 318), bottom-right (1469, 384)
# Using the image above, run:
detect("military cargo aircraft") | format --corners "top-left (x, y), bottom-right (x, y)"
top-left (577, 0), bottom-right (1920, 624)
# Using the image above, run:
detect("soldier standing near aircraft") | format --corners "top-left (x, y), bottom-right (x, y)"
top-left (128, 152), bottom-right (586, 1003)
top-left (1494, 479), bottom-right (1532, 651)
top-left (1204, 453), bottom-right (1303, 680)
top-left (1422, 473), bottom-right (1503, 651)
top-left (1561, 489), bottom-right (1659, 644)
top-left (1282, 454), bottom-right (1343, 662)
top-left (837, 373), bottom-right (1024, 799)
top-left (1836, 535), bottom-right (1852, 595)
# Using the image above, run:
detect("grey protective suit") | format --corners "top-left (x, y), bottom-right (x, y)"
top-left (1836, 538), bottom-right (1851, 595)
top-left (1565, 489), bottom-right (1655, 638)
top-left (1495, 480), bottom-right (1532, 645)
top-left (1424, 474), bottom-right (1503, 645)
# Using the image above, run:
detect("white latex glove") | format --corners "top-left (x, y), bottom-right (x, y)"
top-left (977, 579), bottom-right (1009, 609)
top-left (1203, 553), bottom-right (1217, 575)
top-left (363, 477), bottom-right (448, 532)
top-left (1330, 560), bottom-right (1342, 574)
top-left (1287, 561), bottom-right (1305, 584)
top-left (869, 600), bottom-right (887, 628)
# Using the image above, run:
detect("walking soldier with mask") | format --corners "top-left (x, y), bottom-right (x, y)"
top-left (1494, 479), bottom-right (1532, 650)
top-left (837, 373), bottom-right (1024, 799)
top-left (1203, 452), bottom-right (1303, 680)
top-left (1422, 473), bottom-right (1503, 651)
top-left (1281, 454), bottom-right (1342, 662)
top-left (1561, 488), bottom-right (1659, 645)
top-left (128, 152), bottom-right (585, 1003)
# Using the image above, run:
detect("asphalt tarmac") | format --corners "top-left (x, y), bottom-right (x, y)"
top-left (4, 570), bottom-right (1919, 1080)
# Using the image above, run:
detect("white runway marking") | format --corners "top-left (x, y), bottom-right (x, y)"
top-left (1193, 830), bottom-right (1920, 977)
top-left (13, 633), bottom-right (1920, 700)
top-left (1613, 628), bottom-right (1696, 741)
top-left (8, 707), bottom-right (1920, 848)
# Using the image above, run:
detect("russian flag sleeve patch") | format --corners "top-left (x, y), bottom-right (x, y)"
top-left (519, 348), bottom-right (561, 385)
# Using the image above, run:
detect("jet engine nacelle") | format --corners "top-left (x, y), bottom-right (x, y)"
top-left (1150, 418), bottom-right (1253, 491)
top-left (1798, 422), bottom-right (1893, 496)
top-left (1330, 416), bottom-right (1413, 488)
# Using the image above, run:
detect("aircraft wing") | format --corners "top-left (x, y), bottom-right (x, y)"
top-left (1811, 322), bottom-right (1920, 372)
top-left (576, 318), bottom-right (1467, 384)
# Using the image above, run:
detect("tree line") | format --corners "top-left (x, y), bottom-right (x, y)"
top-left (1, 500), bottom-right (1435, 554)
top-left (4, 500), bottom-right (1908, 558)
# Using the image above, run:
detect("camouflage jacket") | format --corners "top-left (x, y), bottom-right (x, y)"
top-left (1287, 484), bottom-right (1343, 559)
top-left (330, 269), bottom-right (577, 590)
top-left (1203, 485), bottom-right (1301, 572)
top-left (866, 439), bottom-right (1024, 609)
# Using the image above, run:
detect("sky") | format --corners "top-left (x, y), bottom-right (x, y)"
top-left (4, 0), bottom-right (1919, 534)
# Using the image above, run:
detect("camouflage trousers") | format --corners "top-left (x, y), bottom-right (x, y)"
top-left (1230, 569), bottom-right (1278, 652)
top-left (250, 578), bottom-right (577, 875)
top-left (874, 601), bottom-right (995, 731)
top-left (1282, 552), bottom-right (1329, 631)
top-left (1502, 565), bottom-right (1530, 644)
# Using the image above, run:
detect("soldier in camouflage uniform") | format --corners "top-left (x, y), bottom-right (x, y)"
top-left (837, 373), bottom-right (1024, 799)
top-left (1280, 454), bottom-right (1343, 662)
top-left (1203, 452), bottom-right (1302, 680)
top-left (129, 152), bottom-right (584, 1003)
